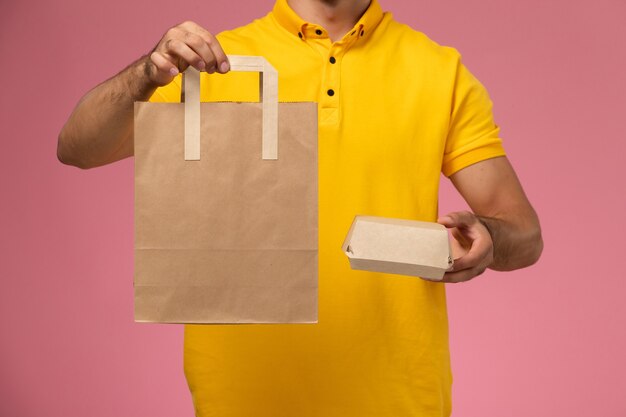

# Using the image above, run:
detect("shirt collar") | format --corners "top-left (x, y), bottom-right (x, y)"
top-left (272, 0), bottom-right (384, 43)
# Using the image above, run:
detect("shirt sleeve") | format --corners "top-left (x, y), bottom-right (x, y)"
top-left (441, 60), bottom-right (506, 177)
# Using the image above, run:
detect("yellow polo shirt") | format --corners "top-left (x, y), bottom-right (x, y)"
top-left (151, 0), bottom-right (505, 415)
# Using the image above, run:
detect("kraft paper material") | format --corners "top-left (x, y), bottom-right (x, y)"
top-left (343, 216), bottom-right (453, 280)
top-left (133, 56), bottom-right (318, 323)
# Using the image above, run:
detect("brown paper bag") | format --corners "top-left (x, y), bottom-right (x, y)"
top-left (133, 56), bottom-right (318, 324)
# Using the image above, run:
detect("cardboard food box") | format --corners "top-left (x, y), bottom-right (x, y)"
top-left (342, 216), bottom-right (453, 281)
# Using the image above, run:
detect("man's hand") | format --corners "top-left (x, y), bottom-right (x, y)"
top-left (437, 211), bottom-right (494, 283)
top-left (148, 21), bottom-right (230, 87)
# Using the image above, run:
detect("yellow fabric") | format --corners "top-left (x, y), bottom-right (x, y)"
top-left (151, 0), bottom-right (505, 415)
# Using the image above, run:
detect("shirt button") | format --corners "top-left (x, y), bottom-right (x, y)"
top-left (315, 29), bottom-right (322, 35)
top-left (327, 89), bottom-right (335, 96)
top-left (329, 56), bottom-right (336, 64)
top-left (298, 32), bottom-right (303, 39)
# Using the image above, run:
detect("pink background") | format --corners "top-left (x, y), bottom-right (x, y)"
top-left (1, 0), bottom-right (625, 415)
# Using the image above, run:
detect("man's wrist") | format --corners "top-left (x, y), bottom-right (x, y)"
top-left (115, 56), bottom-right (160, 102)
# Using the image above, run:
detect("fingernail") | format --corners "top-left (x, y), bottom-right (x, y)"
top-left (196, 61), bottom-right (206, 71)
top-left (207, 65), bottom-right (216, 74)
top-left (220, 61), bottom-right (230, 73)
top-left (169, 67), bottom-right (179, 76)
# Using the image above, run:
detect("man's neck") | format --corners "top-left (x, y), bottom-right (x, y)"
top-left (288, 0), bottom-right (371, 42)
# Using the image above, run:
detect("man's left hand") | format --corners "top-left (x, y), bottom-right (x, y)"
top-left (437, 211), bottom-right (494, 283)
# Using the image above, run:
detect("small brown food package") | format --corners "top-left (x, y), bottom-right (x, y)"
top-left (342, 216), bottom-right (453, 280)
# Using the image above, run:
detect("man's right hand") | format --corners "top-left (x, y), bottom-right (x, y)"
top-left (58, 21), bottom-right (229, 169)
top-left (147, 21), bottom-right (230, 86)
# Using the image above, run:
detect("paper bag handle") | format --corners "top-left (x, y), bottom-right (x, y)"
top-left (183, 55), bottom-right (278, 161)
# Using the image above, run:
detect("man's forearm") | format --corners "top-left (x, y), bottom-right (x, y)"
top-left (445, 157), bottom-right (544, 279)
top-left (57, 56), bottom-right (157, 169)
top-left (477, 213), bottom-right (543, 271)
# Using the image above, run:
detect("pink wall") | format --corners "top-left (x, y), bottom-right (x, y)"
top-left (1, 0), bottom-right (625, 415)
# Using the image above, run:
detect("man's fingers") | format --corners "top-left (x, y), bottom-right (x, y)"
top-left (441, 265), bottom-right (486, 283)
top-left (151, 21), bottom-right (229, 80)
top-left (200, 32), bottom-right (230, 73)
top-left (437, 211), bottom-right (476, 229)
top-left (150, 51), bottom-right (178, 76)
top-left (148, 51), bottom-right (180, 86)
top-left (146, 21), bottom-right (229, 87)
top-left (450, 227), bottom-right (470, 248)
top-left (181, 31), bottom-right (217, 72)
top-left (442, 240), bottom-right (492, 283)
top-left (451, 239), bottom-right (489, 271)
top-left (165, 39), bottom-right (206, 71)
top-left (437, 215), bottom-right (455, 228)
top-left (183, 23), bottom-right (229, 74)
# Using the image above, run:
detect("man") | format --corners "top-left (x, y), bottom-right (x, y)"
top-left (58, 0), bottom-right (543, 415)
